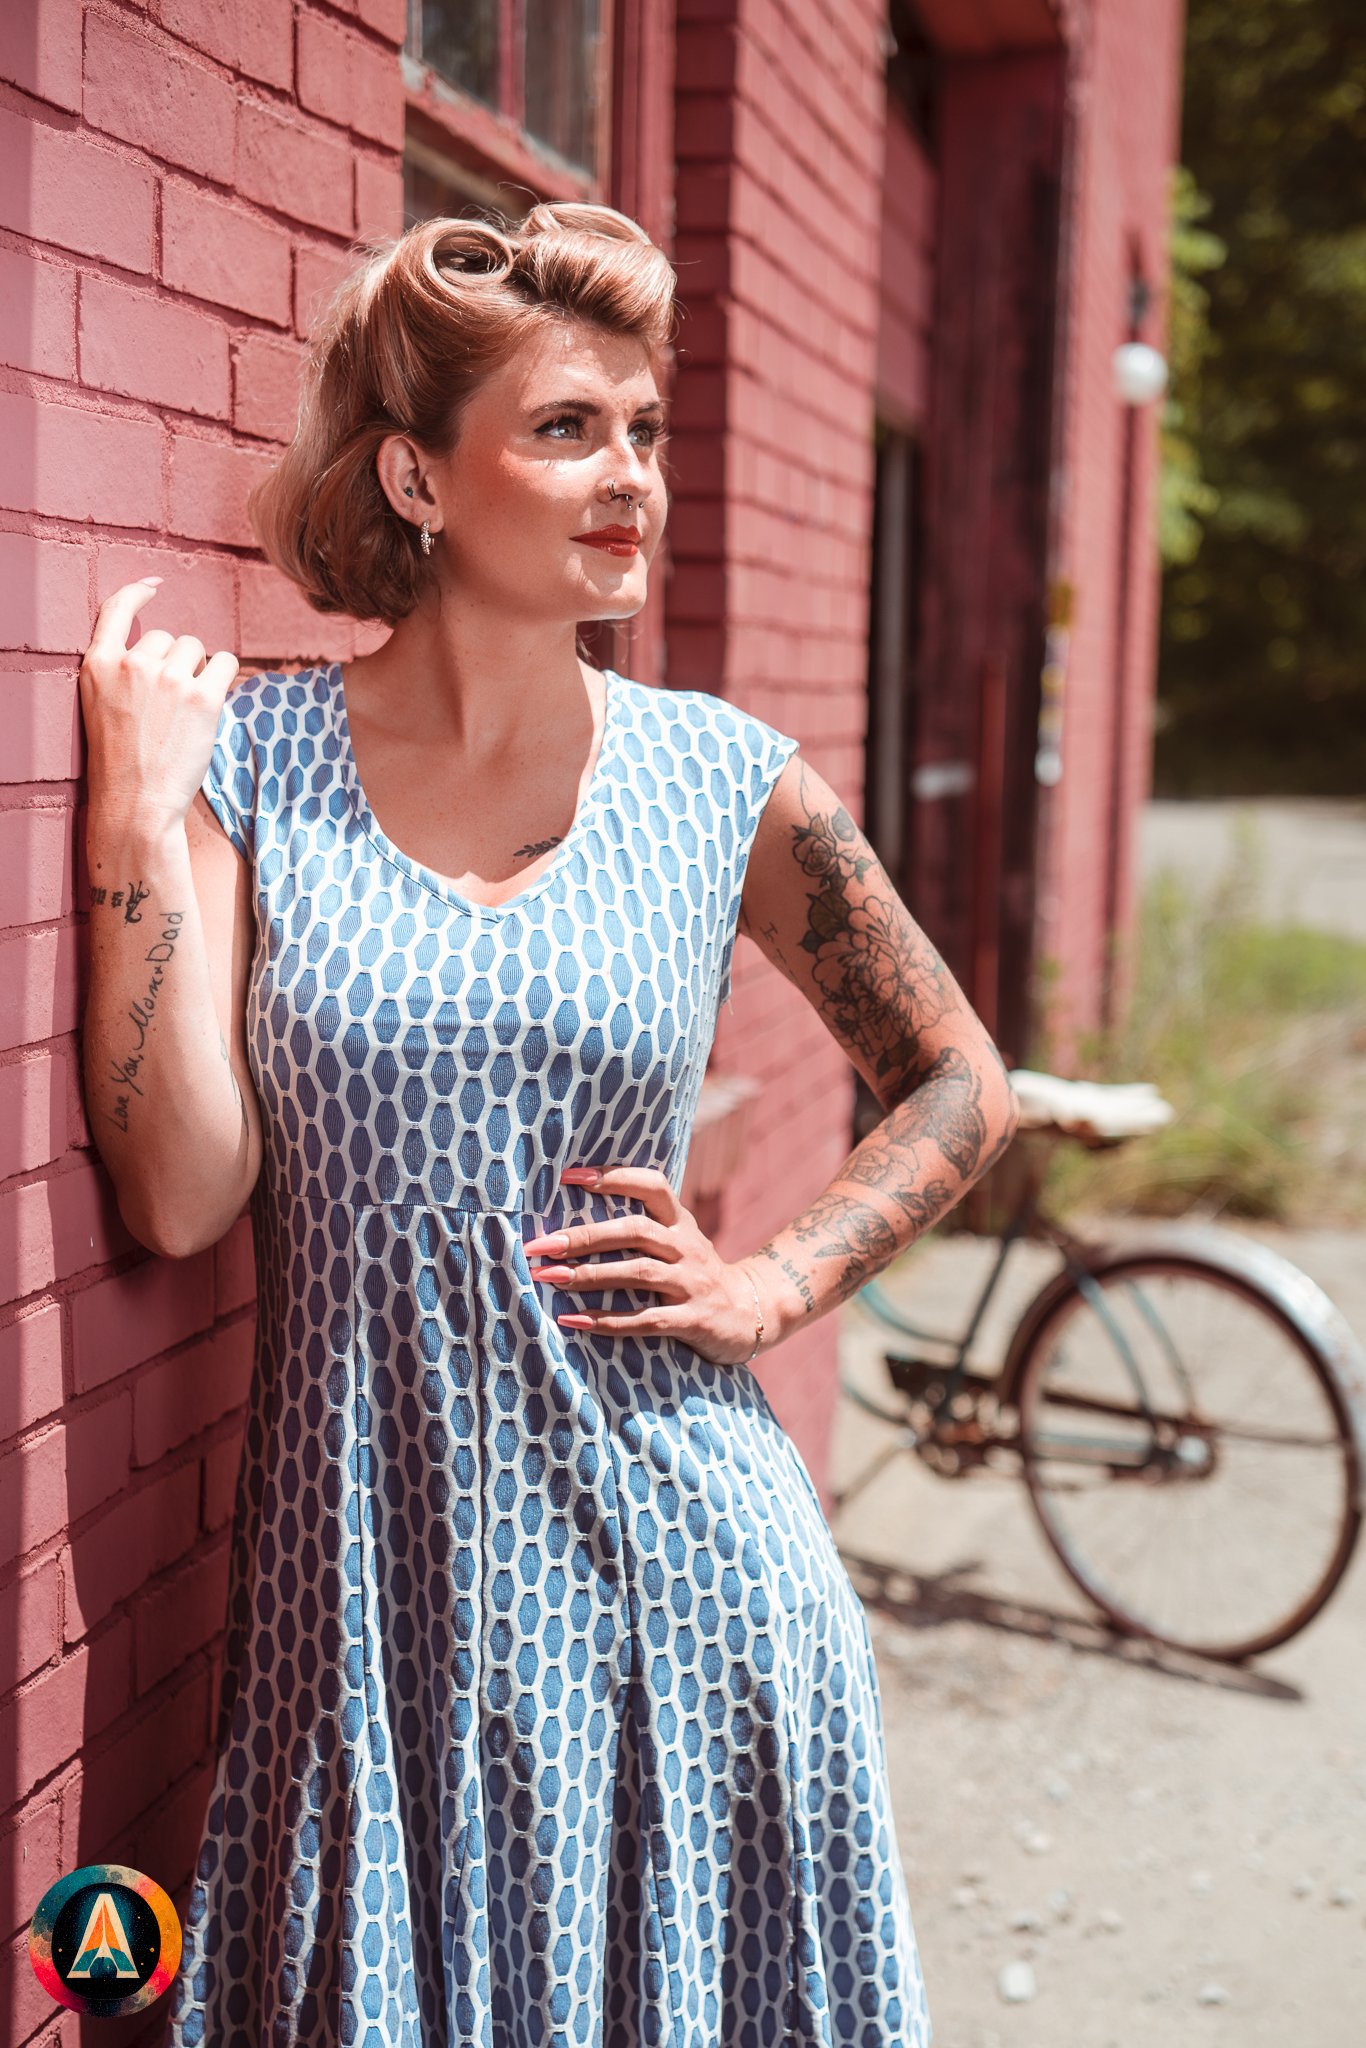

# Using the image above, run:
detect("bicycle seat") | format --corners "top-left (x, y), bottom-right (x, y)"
top-left (1007, 1067), bottom-right (1176, 1140)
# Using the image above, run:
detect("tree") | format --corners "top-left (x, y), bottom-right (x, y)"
top-left (1157, 0), bottom-right (1366, 794)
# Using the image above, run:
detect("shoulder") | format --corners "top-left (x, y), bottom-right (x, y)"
top-left (612, 675), bottom-right (801, 784)
top-left (212, 662), bottom-right (336, 746)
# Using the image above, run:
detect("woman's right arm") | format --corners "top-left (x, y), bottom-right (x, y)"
top-left (79, 579), bottom-right (263, 1259)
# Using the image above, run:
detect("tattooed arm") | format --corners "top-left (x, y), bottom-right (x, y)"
top-left (81, 790), bottom-right (263, 1258)
top-left (733, 754), bottom-right (1019, 1342)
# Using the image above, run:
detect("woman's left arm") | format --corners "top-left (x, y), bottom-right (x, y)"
top-left (733, 751), bottom-right (1021, 1345)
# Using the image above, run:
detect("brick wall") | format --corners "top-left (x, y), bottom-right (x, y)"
top-left (1038, 0), bottom-right (1187, 1055)
top-left (670, 0), bottom-right (888, 1494)
top-left (0, 3), bottom-right (403, 2034)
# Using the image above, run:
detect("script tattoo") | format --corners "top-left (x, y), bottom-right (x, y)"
top-left (89, 878), bottom-right (151, 921)
top-left (105, 908), bottom-right (183, 1133)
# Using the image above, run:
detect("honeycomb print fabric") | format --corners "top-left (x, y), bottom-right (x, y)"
top-left (166, 662), bottom-right (932, 2048)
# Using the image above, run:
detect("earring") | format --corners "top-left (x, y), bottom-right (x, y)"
top-left (419, 519), bottom-right (433, 556)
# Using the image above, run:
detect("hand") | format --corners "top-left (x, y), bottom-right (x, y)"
top-left (79, 577), bottom-right (241, 829)
top-left (524, 1164), bottom-right (769, 1369)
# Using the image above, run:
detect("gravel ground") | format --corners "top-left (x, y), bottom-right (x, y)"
top-left (829, 795), bottom-right (1366, 2046)
top-left (831, 1219), bottom-right (1366, 2048)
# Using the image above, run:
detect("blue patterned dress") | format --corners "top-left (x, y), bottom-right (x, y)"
top-left (167, 661), bottom-right (932, 2048)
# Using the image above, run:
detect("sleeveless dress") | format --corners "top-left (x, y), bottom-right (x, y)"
top-left (167, 661), bottom-right (932, 2048)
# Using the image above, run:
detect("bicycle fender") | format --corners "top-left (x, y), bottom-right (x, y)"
top-left (998, 1223), bottom-right (1366, 1509)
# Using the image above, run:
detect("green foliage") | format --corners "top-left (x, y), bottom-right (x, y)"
top-left (1157, 0), bottom-right (1366, 794)
top-left (1038, 818), bottom-right (1366, 1222)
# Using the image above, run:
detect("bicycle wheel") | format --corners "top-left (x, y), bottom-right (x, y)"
top-left (1014, 1253), bottom-right (1363, 1660)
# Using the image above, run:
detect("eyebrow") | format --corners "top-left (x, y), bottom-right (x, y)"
top-left (530, 396), bottom-right (667, 419)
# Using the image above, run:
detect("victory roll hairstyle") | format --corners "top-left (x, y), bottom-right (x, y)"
top-left (247, 201), bottom-right (678, 627)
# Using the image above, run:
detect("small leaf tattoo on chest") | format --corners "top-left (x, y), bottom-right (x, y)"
top-left (513, 834), bottom-right (564, 858)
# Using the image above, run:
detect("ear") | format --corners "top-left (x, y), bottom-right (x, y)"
top-left (375, 431), bottom-right (440, 526)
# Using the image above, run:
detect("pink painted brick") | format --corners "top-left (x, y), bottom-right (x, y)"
top-left (134, 1539), bottom-right (230, 1690)
top-left (0, 1426), bottom-right (65, 1572)
top-left (355, 151), bottom-right (404, 240)
top-left (169, 434), bottom-right (276, 547)
top-left (0, 1050), bottom-right (65, 1181)
top-left (0, 1303), bottom-right (64, 1439)
top-left (238, 98), bottom-right (355, 236)
top-left (0, 1641), bottom-right (93, 1807)
top-left (0, 109), bottom-right (155, 273)
top-left (0, 929), bottom-right (78, 1056)
top-left (294, 238), bottom-right (360, 337)
top-left (0, 390), bottom-right (165, 532)
top-left (239, 559), bottom-right (341, 666)
top-left (152, 0), bottom-right (294, 90)
top-left (93, 541), bottom-right (238, 659)
top-left (133, 1315), bottom-right (254, 1467)
top-left (80, 276), bottom-right (231, 421)
top-left (46, 1157), bottom-right (142, 1281)
top-left (162, 179), bottom-right (293, 325)
top-left (84, 13), bottom-right (236, 186)
top-left (70, 1246), bottom-right (216, 1398)
top-left (0, 1559), bottom-right (61, 1691)
top-left (297, 10), bottom-right (405, 149)
top-left (355, 0), bottom-right (408, 44)
top-left (130, 1758), bottom-right (215, 1905)
top-left (0, 1179), bottom-right (57, 1304)
top-left (66, 1391), bottom-right (133, 1520)
top-left (0, 1795), bottom-right (61, 1940)
top-left (0, 247), bottom-right (77, 379)
top-left (214, 1215), bottom-right (257, 1313)
top-left (232, 330), bottom-right (305, 442)
top-left (201, 1431), bottom-right (242, 1532)
top-left (68, 1662), bottom-right (208, 1860)
top-left (0, 531), bottom-right (92, 657)
top-left (62, 1460), bottom-right (201, 1641)
top-left (0, 0), bottom-right (81, 112)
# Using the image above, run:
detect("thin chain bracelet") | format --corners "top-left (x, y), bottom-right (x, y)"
top-left (738, 1265), bottom-right (766, 1364)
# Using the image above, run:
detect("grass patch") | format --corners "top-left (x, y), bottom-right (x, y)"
top-left (1034, 815), bottom-right (1366, 1223)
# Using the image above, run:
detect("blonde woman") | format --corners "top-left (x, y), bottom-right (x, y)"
top-left (80, 201), bottom-right (1016, 2046)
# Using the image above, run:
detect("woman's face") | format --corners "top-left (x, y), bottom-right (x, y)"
top-left (418, 315), bottom-right (669, 624)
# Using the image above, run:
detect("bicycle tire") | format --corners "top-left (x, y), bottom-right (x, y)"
top-left (1007, 1227), bottom-right (1366, 1661)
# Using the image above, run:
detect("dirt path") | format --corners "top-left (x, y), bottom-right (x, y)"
top-left (831, 1220), bottom-right (1366, 2048)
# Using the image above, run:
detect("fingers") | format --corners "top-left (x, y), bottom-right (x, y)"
top-left (199, 649), bottom-right (241, 700)
top-left (162, 634), bottom-right (209, 681)
top-left (86, 577), bottom-right (164, 663)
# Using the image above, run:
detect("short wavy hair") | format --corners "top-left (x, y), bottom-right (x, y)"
top-left (247, 201), bottom-right (678, 627)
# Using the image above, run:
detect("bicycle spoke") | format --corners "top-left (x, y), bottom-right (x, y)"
top-left (1018, 1260), bottom-right (1359, 1658)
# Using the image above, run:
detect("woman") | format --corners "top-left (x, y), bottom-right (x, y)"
top-left (80, 201), bottom-right (1017, 2046)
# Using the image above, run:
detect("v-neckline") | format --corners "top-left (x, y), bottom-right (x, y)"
top-left (329, 660), bottom-right (622, 920)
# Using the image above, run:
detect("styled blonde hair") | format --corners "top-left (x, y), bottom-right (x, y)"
top-left (247, 201), bottom-right (677, 626)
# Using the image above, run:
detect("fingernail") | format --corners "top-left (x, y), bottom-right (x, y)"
top-left (561, 1167), bottom-right (600, 1184)
top-left (142, 575), bottom-right (163, 585)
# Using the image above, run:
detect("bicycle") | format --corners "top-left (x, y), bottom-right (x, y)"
top-left (834, 1068), bottom-right (1366, 1663)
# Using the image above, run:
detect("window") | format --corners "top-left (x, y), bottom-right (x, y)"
top-left (404, 0), bottom-right (610, 195)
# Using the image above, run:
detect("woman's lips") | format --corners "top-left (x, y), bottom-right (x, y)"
top-left (573, 528), bottom-right (640, 557)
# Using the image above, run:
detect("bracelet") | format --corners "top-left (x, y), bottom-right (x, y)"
top-left (739, 1265), bottom-right (766, 1364)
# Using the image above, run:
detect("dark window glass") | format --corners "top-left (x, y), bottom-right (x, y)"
top-left (414, 0), bottom-right (500, 109)
top-left (523, 0), bottom-right (600, 171)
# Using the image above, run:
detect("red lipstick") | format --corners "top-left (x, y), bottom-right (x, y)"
top-left (572, 524), bottom-right (640, 557)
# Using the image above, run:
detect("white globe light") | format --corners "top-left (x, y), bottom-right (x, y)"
top-left (1113, 341), bottom-right (1169, 405)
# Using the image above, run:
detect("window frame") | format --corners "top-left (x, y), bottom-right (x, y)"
top-left (401, 0), bottom-right (615, 207)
